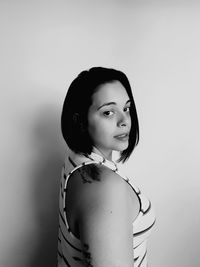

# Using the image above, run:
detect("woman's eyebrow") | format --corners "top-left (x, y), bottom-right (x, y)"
top-left (97, 99), bottom-right (131, 110)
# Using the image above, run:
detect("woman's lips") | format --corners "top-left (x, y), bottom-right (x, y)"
top-left (114, 133), bottom-right (129, 141)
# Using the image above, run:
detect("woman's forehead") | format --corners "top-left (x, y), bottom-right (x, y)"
top-left (91, 81), bottom-right (129, 105)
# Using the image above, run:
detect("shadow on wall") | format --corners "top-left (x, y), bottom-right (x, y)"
top-left (27, 105), bottom-right (66, 267)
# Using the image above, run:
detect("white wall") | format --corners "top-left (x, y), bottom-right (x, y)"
top-left (1, 1), bottom-right (200, 266)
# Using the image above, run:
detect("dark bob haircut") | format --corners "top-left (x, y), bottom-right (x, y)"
top-left (61, 67), bottom-right (139, 163)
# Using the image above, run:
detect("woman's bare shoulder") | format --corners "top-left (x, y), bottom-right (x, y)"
top-left (68, 163), bottom-right (127, 212)
top-left (69, 163), bottom-right (123, 186)
top-left (73, 163), bottom-right (125, 188)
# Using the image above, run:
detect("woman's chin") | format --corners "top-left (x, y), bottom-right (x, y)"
top-left (113, 142), bottom-right (129, 152)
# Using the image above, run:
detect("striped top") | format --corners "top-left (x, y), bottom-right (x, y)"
top-left (57, 150), bottom-right (156, 267)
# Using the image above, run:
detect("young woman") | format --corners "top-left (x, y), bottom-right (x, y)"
top-left (57, 67), bottom-right (155, 267)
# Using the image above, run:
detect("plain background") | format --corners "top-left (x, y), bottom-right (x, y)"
top-left (1, 0), bottom-right (200, 266)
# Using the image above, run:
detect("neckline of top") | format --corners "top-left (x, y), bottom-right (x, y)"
top-left (83, 151), bottom-right (118, 172)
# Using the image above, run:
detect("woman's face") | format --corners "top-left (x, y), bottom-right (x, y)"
top-left (87, 81), bottom-right (131, 160)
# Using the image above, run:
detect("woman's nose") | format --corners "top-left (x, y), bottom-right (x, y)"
top-left (117, 113), bottom-right (130, 128)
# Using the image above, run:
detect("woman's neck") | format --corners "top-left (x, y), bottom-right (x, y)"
top-left (92, 146), bottom-right (113, 161)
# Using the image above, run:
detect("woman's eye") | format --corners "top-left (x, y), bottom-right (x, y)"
top-left (124, 107), bottom-right (130, 112)
top-left (103, 110), bottom-right (114, 116)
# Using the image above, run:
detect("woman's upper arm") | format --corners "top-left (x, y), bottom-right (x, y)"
top-left (77, 167), bottom-right (135, 267)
